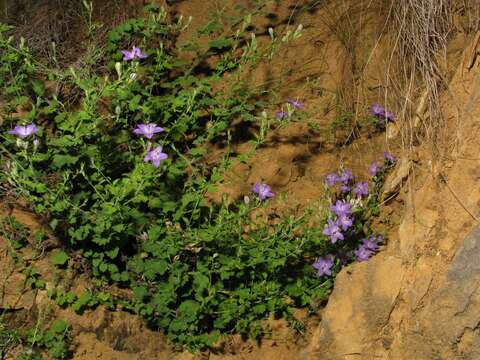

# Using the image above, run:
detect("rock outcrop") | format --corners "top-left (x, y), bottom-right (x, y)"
top-left (303, 33), bottom-right (480, 359)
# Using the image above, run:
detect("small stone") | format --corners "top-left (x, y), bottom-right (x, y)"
top-left (382, 157), bottom-right (413, 201)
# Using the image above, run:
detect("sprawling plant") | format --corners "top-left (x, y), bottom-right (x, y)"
top-left (0, 5), bottom-right (393, 351)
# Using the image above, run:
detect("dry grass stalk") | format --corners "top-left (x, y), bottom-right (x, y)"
top-left (389, 0), bottom-right (479, 157)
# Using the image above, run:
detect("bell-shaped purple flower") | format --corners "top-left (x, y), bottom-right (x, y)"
top-left (133, 123), bottom-right (164, 139)
top-left (252, 183), bottom-right (275, 201)
top-left (330, 200), bottom-right (352, 218)
top-left (354, 235), bottom-right (384, 261)
top-left (385, 110), bottom-right (395, 122)
top-left (338, 170), bottom-right (353, 184)
top-left (354, 246), bottom-right (374, 261)
top-left (144, 146), bottom-right (168, 167)
top-left (353, 182), bottom-right (369, 198)
top-left (287, 98), bottom-right (305, 109)
top-left (313, 255), bottom-right (334, 277)
top-left (325, 173), bottom-right (339, 186)
top-left (8, 124), bottom-right (39, 139)
top-left (121, 46), bottom-right (148, 61)
top-left (370, 103), bottom-right (385, 117)
top-left (337, 215), bottom-right (353, 231)
top-left (369, 161), bottom-right (381, 177)
top-left (370, 103), bottom-right (395, 125)
top-left (384, 151), bottom-right (396, 164)
top-left (323, 219), bottom-right (344, 244)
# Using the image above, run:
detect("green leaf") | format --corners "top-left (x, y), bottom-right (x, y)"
top-left (50, 319), bottom-right (68, 334)
top-left (208, 38), bottom-right (233, 50)
top-left (50, 251), bottom-right (70, 267)
top-left (133, 286), bottom-right (149, 301)
top-left (51, 154), bottom-right (78, 168)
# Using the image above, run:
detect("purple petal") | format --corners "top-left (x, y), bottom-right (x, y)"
top-left (370, 103), bottom-right (385, 117)
top-left (385, 110), bottom-right (395, 122)
top-left (353, 182), bottom-right (369, 197)
top-left (312, 255), bottom-right (334, 277)
top-left (384, 151), bottom-right (396, 164)
top-left (338, 170), bottom-right (353, 184)
top-left (355, 246), bottom-right (374, 261)
top-left (338, 215), bottom-right (353, 230)
top-left (287, 98), bottom-right (305, 109)
top-left (325, 173), bottom-right (339, 186)
top-left (8, 124), bottom-right (38, 138)
top-left (369, 162), bottom-right (380, 177)
top-left (121, 50), bottom-right (134, 61)
top-left (133, 47), bottom-right (148, 59)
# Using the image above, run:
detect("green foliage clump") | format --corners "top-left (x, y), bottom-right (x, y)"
top-left (0, 319), bottom-right (71, 360)
top-left (0, 4), bottom-right (388, 351)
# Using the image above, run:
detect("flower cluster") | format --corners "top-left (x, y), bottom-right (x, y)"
top-left (323, 200), bottom-right (353, 244)
top-left (325, 169), bottom-right (369, 199)
top-left (313, 152), bottom-right (395, 278)
top-left (325, 169), bottom-right (351, 187)
top-left (370, 103), bottom-right (395, 125)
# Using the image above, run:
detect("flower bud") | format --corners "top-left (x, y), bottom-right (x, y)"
top-left (115, 62), bottom-right (122, 78)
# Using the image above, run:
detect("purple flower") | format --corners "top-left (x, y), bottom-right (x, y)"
top-left (8, 124), bottom-right (39, 139)
top-left (325, 173), bottom-right (339, 186)
top-left (369, 161), bottom-right (380, 177)
top-left (370, 103), bottom-right (385, 117)
top-left (133, 123), bottom-right (164, 139)
top-left (338, 170), bottom-right (353, 184)
top-left (353, 182), bottom-right (369, 198)
top-left (313, 255), bottom-right (334, 277)
top-left (323, 219), bottom-right (344, 244)
top-left (354, 246), bottom-right (374, 261)
top-left (385, 110), bottom-right (395, 122)
top-left (337, 215), bottom-right (353, 231)
top-left (252, 182), bottom-right (275, 201)
top-left (287, 98), bottom-right (305, 109)
top-left (354, 236), bottom-right (384, 261)
top-left (340, 185), bottom-right (350, 193)
top-left (330, 200), bottom-right (352, 218)
top-left (121, 46), bottom-right (148, 61)
top-left (144, 146), bottom-right (168, 167)
top-left (384, 151), bottom-right (396, 164)
top-left (362, 238), bottom-right (379, 251)
top-left (364, 235), bottom-right (384, 250)
top-left (276, 111), bottom-right (288, 119)
top-left (370, 103), bottom-right (395, 125)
